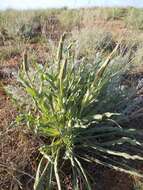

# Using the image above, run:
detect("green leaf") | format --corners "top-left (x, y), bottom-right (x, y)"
top-left (34, 157), bottom-right (49, 190)
top-left (26, 87), bottom-right (37, 97)
top-left (54, 149), bottom-right (62, 190)
top-left (74, 157), bottom-right (92, 190)
top-left (87, 145), bottom-right (143, 161)
top-left (40, 127), bottom-right (60, 137)
top-left (80, 154), bottom-right (143, 178)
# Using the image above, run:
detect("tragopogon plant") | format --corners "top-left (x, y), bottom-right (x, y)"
top-left (10, 33), bottom-right (143, 190)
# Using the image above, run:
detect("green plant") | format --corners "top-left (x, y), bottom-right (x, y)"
top-left (9, 34), bottom-right (143, 190)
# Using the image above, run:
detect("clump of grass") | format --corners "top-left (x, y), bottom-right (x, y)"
top-left (79, 8), bottom-right (127, 26)
top-left (8, 34), bottom-right (143, 190)
top-left (131, 45), bottom-right (143, 67)
top-left (72, 28), bottom-right (116, 61)
top-left (0, 46), bottom-right (21, 63)
top-left (125, 8), bottom-right (143, 30)
top-left (58, 9), bottom-right (81, 31)
top-left (100, 8), bottom-right (127, 21)
top-left (18, 13), bottom-right (63, 42)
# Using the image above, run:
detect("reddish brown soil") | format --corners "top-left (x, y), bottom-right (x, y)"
top-left (0, 80), bottom-right (42, 190)
top-left (92, 165), bottom-right (133, 190)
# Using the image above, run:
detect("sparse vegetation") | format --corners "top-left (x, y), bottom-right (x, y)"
top-left (125, 8), bottom-right (143, 30)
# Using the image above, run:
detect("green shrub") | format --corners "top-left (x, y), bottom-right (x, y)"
top-left (8, 34), bottom-right (143, 190)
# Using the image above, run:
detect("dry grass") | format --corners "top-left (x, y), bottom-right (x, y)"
top-left (0, 127), bottom-right (42, 190)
